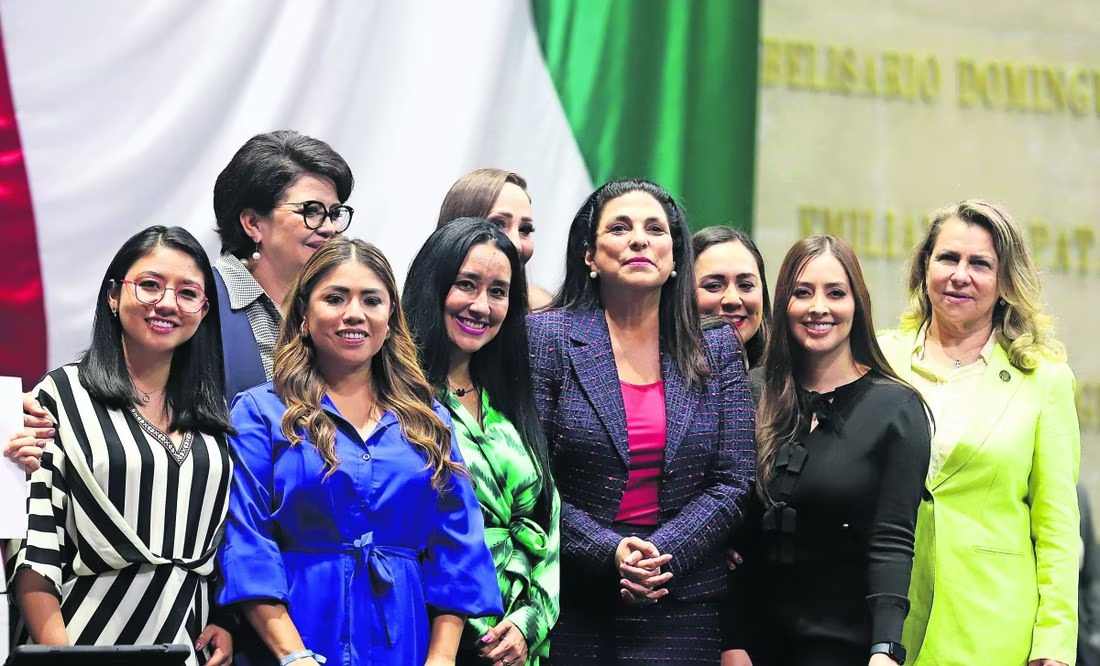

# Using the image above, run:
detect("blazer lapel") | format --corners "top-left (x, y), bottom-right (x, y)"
top-left (930, 344), bottom-right (1023, 490)
top-left (565, 309), bottom-right (630, 467)
top-left (661, 352), bottom-right (697, 468)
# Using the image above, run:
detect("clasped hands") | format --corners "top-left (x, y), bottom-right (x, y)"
top-left (615, 536), bottom-right (673, 605)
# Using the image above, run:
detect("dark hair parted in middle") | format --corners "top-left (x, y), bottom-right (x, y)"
top-left (213, 130), bottom-right (354, 258)
top-left (402, 217), bottom-right (555, 527)
top-left (553, 178), bottom-right (709, 386)
top-left (436, 168), bottom-right (529, 227)
top-left (756, 235), bottom-right (912, 488)
top-left (79, 225), bottom-right (232, 436)
top-left (692, 225), bottom-right (772, 367)
top-left (274, 237), bottom-right (461, 487)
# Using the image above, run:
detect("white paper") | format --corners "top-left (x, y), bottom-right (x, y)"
top-left (0, 376), bottom-right (29, 538)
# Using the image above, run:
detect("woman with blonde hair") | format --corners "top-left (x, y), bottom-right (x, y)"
top-left (218, 237), bottom-right (502, 666)
top-left (437, 168), bottom-right (554, 309)
top-left (879, 199), bottom-right (1080, 666)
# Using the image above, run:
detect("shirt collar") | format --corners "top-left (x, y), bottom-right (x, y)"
top-left (320, 393), bottom-right (399, 435)
top-left (215, 254), bottom-right (272, 311)
top-left (913, 320), bottom-right (996, 365)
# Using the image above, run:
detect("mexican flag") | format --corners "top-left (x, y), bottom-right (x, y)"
top-left (0, 0), bottom-right (758, 386)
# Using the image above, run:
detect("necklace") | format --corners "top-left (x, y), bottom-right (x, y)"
top-left (131, 379), bottom-right (164, 405)
top-left (450, 383), bottom-right (476, 397)
top-left (953, 358), bottom-right (962, 369)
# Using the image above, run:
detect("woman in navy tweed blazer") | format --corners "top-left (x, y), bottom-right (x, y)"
top-left (527, 179), bottom-right (755, 665)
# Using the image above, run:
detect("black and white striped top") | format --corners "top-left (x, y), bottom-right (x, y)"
top-left (5, 365), bottom-right (232, 665)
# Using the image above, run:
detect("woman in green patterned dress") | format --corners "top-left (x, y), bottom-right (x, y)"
top-left (404, 217), bottom-right (561, 666)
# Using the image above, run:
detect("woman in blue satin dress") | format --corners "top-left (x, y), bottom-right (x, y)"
top-left (218, 237), bottom-right (502, 666)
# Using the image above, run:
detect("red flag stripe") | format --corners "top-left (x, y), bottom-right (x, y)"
top-left (0, 21), bottom-right (48, 389)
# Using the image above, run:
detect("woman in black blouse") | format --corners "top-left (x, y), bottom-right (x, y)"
top-left (724, 235), bottom-right (930, 666)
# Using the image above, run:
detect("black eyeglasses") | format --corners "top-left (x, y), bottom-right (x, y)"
top-left (279, 200), bottom-right (354, 232)
top-left (112, 278), bottom-right (208, 313)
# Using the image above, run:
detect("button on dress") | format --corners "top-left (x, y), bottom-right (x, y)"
top-left (218, 383), bottom-right (503, 665)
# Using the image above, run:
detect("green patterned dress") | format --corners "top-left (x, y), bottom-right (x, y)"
top-left (445, 391), bottom-right (561, 665)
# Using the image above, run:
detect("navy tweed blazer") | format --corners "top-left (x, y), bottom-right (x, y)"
top-left (527, 307), bottom-right (755, 601)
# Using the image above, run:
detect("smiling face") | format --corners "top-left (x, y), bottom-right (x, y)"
top-left (303, 261), bottom-right (391, 377)
top-left (487, 182), bottom-right (535, 264)
top-left (786, 251), bottom-right (855, 362)
top-left (444, 242), bottom-right (512, 361)
top-left (108, 245), bottom-right (208, 362)
top-left (245, 173), bottom-right (342, 279)
top-left (925, 216), bottom-right (1000, 333)
top-left (695, 240), bottom-right (765, 342)
top-left (586, 190), bottom-right (674, 293)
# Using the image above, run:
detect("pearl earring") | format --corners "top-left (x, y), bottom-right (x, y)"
top-left (670, 269), bottom-right (678, 278)
top-left (251, 242), bottom-right (262, 262)
top-left (589, 270), bottom-right (598, 279)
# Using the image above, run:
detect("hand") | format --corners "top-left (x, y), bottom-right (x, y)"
top-left (195, 623), bottom-right (232, 665)
top-left (868, 654), bottom-right (899, 666)
top-left (479, 619), bottom-right (528, 665)
top-left (725, 548), bottom-right (743, 571)
top-left (616, 537), bottom-right (672, 604)
top-left (23, 393), bottom-right (55, 434)
top-left (5, 429), bottom-right (47, 473)
top-left (1027, 660), bottom-right (1068, 666)
top-left (721, 648), bottom-right (753, 666)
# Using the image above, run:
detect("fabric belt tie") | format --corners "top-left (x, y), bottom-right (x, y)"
top-left (483, 517), bottom-right (548, 578)
top-left (481, 516), bottom-right (548, 625)
top-left (284, 531), bottom-right (417, 647)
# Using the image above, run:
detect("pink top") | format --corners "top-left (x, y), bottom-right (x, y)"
top-left (614, 380), bottom-right (667, 526)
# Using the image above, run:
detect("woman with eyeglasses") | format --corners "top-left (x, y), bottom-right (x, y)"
top-left (210, 130), bottom-right (356, 401)
top-left (14, 131), bottom-right (355, 505)
top-left (5, 226), bottom-right (235, 665)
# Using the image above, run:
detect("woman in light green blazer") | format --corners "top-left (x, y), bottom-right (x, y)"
top-left (879, 200), bottom-right (1081, 666)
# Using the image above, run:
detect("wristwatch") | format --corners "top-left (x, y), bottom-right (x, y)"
top-left (869, 641), bottom-right (906, 664)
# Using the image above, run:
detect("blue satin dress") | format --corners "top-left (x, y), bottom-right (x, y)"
top-left (218, 383), bottom-right (503, 665)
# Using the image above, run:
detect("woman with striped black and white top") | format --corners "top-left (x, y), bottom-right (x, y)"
top-left (5, 226), bottom-right (235, 665)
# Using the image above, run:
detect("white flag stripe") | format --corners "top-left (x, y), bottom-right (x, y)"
top-left (1, 0), bottom-right (594, 369)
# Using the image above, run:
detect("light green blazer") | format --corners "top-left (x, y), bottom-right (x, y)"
top-left (879, 328), bottom-right (1081, 666)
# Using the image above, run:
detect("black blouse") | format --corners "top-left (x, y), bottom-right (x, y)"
top-left (723, 372), bottom-right (931, 663)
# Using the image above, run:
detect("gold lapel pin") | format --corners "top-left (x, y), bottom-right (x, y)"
top-left (999, 370), bottom-right (1011, 382)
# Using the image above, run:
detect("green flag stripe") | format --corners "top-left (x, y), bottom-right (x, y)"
top-left (531, 0), bottom-right (760, 232)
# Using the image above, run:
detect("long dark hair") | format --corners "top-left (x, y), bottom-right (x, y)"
top-left (757, 235), bottom-right (916, 489)
top-left (79, 226), bottom-right (232, 436)
top-left (552, 178), bottom-right (709, 386)
top-left (692, 225), bottom-right (771, 368)
top-left (403, 218), bottom-right (555, 526)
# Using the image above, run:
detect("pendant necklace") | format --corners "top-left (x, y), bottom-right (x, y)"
top-left (450, 383), bottom-right (476, 397)
top-left (131, 379), bottom-right (163, 405)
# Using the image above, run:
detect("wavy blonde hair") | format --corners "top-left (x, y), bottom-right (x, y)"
top-left (274, 237), bottom-right (462, 487)
top-left (901, 199), bottom-right (1065, 371)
